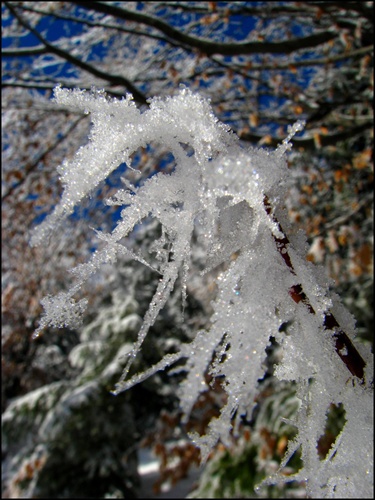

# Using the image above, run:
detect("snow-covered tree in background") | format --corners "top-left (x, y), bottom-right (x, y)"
top-left (29, 85), bottom-right (373, 498)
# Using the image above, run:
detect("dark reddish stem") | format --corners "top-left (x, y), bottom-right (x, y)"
top-left (264, 196), bottom-right (366, 381)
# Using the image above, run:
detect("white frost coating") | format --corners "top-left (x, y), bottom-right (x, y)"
top-left (31, 86), bottom-right (373, 498)
top-left (30, 85), bottom-right (232, 247)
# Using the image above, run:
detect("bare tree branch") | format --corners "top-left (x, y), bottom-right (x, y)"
top-left (239, 122), bottom-right (372, 149)
top-left (15, 3), bottom-right (184, 48)
top-left (234, 45), bottom-right (374, 72)
top-left (2, 46), bottom-right (48, 56)
top-left (2, 114), bottom-right (87, 202)
top-left (1, 80), bottom-right (128, 99)
top-left (72, 0), bottom-right (337, 56)
top-left (5, 1), bottom-right (148, 105)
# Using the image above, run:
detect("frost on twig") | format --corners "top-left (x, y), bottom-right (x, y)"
top-left (31, 86), bottom-right (373, 498)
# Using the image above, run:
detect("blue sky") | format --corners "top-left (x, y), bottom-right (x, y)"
top-left (2, 2), bottom-right (310, 238)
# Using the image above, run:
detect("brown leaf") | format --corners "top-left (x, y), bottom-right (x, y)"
top-left (249, 113), bottom-right (259, 128)
top-left (353, 149), bottom-right (372, 170)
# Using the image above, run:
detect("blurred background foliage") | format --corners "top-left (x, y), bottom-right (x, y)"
top-left (2, 2), bottom-right (373, 498)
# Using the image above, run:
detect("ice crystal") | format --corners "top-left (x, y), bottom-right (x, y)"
top-left (31, 85), bottom-right (373, 498)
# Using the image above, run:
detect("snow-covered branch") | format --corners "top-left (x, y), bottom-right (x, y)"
top-left (30, 86), bottom-right (373, 498)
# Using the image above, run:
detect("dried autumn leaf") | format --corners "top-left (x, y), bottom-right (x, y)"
top-left (349, 261), bottom-right (363, 277)
top-left (353, 148), bottom-right (372, 170)
top-left (13, 171), bottom-right (24, 181)
top-left (334, 168), bottom-right (350, 183)
top-left (249, 113), bottom-right (259, 128)
top-left (326, 230), bottom-right (339, 253)
top-left (313, 132), bottom-right (322, 148)
top-left (356, 243), bottom-right (373, 269)
top-left (258, 134), bottom-right (273, 145)
top-left (316, 7), bottom-right (324, 20)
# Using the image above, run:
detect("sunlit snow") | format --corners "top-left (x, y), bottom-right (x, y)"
top-left (31, 85), bottom-right (373, 498)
